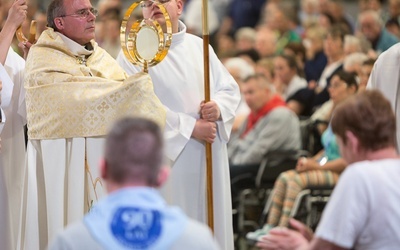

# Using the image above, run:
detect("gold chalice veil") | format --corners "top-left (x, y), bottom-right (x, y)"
top-left (121, 0), bottom-right (172, 72)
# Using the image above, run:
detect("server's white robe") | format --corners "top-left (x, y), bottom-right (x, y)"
top-left (0, 48), bottom-right (26, 250)
top-left (117, 21), bottom-right (240, 250)
top-left (367, 43), bottom-right (400, 151)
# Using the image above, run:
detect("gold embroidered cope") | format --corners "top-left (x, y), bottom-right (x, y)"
top-left (25, 29), bottom-right (166, 140)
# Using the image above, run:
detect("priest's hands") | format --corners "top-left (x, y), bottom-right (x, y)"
top-left (200, 100), bottom-right (221, 122)
top-left (192, 119), bottom-right (217, 143)
top-left (18, 40), bottom-right (32, 59)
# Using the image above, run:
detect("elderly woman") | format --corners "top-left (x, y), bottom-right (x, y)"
top-left (247, 70), bottom-right (358, 242)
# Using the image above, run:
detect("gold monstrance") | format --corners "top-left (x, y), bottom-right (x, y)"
top-left (120, 0), bottom-right (172, 72)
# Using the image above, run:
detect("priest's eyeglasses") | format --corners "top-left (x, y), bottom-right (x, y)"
top-left (140, 0), bottom-right (171, 8)
top-left (60, 8), bottom-right (99, 19)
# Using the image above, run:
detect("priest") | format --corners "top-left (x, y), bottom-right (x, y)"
top-left (20, 0), bottom-right (166, 249)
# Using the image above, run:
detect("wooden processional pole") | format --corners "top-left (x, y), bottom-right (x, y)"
top-left (202, 0), bottom-right (214, 232)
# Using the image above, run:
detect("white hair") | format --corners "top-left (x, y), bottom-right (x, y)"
top-left (301, 0), bottom-right (319, 9)
top-left (344, 52), bottom-right (369, 70)
top-left (224, 57), bottom-right (255, 81)
top-left (359, 10), bottom-right (384, 27)
top-left (235, 27), bottom-right (257, 42)
top-left (344, 35), bottom-right (361, 47)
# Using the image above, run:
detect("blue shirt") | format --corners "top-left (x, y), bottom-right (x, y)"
top-left (321, 125), bottom-right (340, 161)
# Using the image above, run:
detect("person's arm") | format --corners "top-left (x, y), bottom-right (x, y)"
top-left (0, 107), bottom-right (6, 135)
top-left (18, 40), bottom-right (33, 60)
top-left (47, 234), bottom-right (72, 250)
top-left (296, 157), bottom-right (347, 173)
top-left (0, 60), bottom-right (15, 133)
top-left (255, 219), bottom-right (348, 250)
top-left (0, 0), bottom-right (27, 65)
top-left (309, 238), bottom-right (348, 250)
top-left (318, 158), bottom-right (347, 173)
top-left (208, 46), bottom-right (241, 142)
top-left (256, 227), bottom-right (310, 250)
top-left (0, 104), bottom-right (5, 150)
top-left (256, 227), bottom-right (349, 250)
top-left (311, 150), bottom-right (324, 161)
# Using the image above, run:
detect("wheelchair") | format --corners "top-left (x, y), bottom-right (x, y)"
top-left (231, 150), bottom-right (301, 248)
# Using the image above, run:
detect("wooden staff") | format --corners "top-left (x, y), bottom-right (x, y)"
top-left (202, 0), bottom-right (214, 232)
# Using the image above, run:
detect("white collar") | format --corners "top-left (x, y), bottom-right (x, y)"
top-left (170, 21), bottom-right (186, 47)
top-left (56, 32), bottom-right (93, 56)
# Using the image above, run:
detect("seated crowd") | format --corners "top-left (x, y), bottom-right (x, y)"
top-left (215, 0), bottom-right (400, 248)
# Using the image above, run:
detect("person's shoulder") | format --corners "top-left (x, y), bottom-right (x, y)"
top-left (349, 158), bottom-right (400, 173)
top-left (340, 159), bottom-right (392, 183)
top-left (376, 42), bottom-right (400, 62)
top-left (382, 28), bottom-right (399, 42)
top-left (55, 221), bottom-right (90, 243)
top-left (35, 28), bottom-right (57, 45)
top-left (48, 220), bottom-right (102, 250)
top-left (292, 76), bottom-right (307, 87)
top-left (183, 219), bottom-right (215, 240)
top-left (269, 106), bottom-right (298, 119)
top-left (185, 32), bottom-right (204, 44)
top-left (93, 43), bottom-right (113, 57)
top-left (341, 160), bottom-right (377, 177)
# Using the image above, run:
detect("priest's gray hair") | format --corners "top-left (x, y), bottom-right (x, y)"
top-left (47, 0), bottom-right (66, 30)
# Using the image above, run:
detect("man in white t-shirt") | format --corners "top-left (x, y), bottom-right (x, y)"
top-left (256, 90), bottom-right (400, 250)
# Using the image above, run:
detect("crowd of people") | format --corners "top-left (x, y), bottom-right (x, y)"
top-left (0, 0), bottom-right (400, 249)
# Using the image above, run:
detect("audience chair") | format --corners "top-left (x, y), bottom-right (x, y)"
top-left (233, 150), bottom-right (302, 246)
